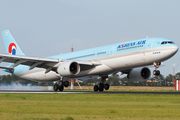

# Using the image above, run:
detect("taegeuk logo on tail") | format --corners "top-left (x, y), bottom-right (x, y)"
top-left (8, 43), bottom-right (17, 55)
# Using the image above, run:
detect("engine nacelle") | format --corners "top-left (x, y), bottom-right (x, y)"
top-left (57, 62), bottom-right (80, 77)
top-left (128, 67), bottom-right (151, 82)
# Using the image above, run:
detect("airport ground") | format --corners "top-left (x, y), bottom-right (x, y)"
top-left (65, 86), bottom-right (176, 92)
top-left (0, 85), bottom-right (177, 92)
top-left (0, 89), bottom-right (180, 120)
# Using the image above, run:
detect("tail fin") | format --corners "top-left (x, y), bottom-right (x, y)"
top-left (2, 30), bottom-right (25, 56)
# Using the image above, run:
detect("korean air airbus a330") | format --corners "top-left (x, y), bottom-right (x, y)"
top-left (0, 30), bottom-right (178, 92)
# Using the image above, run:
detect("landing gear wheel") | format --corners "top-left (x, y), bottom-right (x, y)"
top-left (99, 83), bottom-right (104, 92)
top-left (153, 70), bottom-right (156, 75)
top-left (153, 70), bottom-right (160, 75)
top-left (59, 85), bottom-right (64, 91)
top-left (157, 70), bottom-right (160, 75)
top-left (64, 81), bottom-right (69, 87)
top-left (58, 81), bottom-right (64, 92)
top-left (94, 85), bottom-right (99, 92)
top-left (104, 84), bottom-right (110, 90)
top-left (53, 85), bottom-right (58, 91)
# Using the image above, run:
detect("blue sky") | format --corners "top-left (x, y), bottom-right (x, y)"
top-left (0, 0), bottom-right (180, 76)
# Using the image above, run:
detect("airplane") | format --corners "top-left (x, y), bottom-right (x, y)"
top-left (0, 30), bottom-right (178, 92)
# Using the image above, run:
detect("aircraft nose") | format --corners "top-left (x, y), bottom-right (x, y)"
top-left (174, 46), bottom-right (178, 52)
top-left (171, 46), bottom-right (179, 54)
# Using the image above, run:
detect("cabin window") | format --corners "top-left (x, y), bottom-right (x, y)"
top-left (97, 52), bottom-right (106, 55)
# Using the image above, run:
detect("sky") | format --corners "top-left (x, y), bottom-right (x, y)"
top-left (0, 0), bottom-right (180, 76)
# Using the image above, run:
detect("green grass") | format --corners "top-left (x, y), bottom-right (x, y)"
top-left (0, 93), bottom-right (180, 120)
top-left (65, 86), bottom-right (177, 92)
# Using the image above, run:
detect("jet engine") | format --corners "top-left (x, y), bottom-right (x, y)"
top-left (57, 62), bottom-right (80, 77)
top-left (128, 67), bottom-right (151, 82)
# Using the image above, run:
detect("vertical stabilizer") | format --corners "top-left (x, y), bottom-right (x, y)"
top-left (2, 30), bottom-right (25, 56)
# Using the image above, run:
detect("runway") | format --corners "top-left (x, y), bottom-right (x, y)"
top-left (0, 90), bottom-right (180, 94)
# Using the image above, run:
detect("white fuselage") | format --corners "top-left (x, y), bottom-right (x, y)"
top-left (16, 45), bottom-right (178, 82)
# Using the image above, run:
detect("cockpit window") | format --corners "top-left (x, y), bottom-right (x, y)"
top-left (161, 41), bottom-right (174, 45)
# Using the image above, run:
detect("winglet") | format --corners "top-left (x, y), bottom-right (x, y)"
top-left (2, 30), bottom-right (25, 56)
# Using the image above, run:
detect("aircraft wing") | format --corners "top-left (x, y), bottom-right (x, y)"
top-left (0, 54), bottom-right (101, 73)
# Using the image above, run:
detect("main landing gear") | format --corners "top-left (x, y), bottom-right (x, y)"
top-left (153, 62), bottom-right (161, 76)
top-left (94, 76), bottom-right (110, 92)
top-left (53, 78), bottom-right (69, 92)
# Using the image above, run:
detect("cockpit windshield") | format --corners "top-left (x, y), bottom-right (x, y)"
top-left (161, 41), bottom-right (175, 45)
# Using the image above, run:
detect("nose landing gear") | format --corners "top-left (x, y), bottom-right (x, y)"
top-left (153, 62), bottom-right (161, 76)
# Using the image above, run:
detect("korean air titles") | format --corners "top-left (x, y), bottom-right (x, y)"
top-left (117, 40), bottom-right (146, 49)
